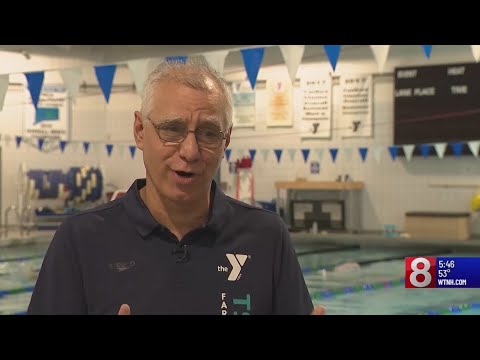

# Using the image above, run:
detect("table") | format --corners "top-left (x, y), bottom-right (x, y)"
top-left (274, 180), bottom-right (365, 232)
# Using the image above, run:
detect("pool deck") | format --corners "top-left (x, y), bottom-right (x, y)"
top-left (0, 230), bottom-right (55, 247)
top-left (2, 227), bottom-right (480, 253)
top-left (290, 231), bottom-right (480, 252)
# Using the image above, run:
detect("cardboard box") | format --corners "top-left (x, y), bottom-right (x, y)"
top-left (405, 212), bottom-right (471, 241)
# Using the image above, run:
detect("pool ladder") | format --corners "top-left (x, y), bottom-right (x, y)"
top-left (2, 204), bottom-right (35, 238)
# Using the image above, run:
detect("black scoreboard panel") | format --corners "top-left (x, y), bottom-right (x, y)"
top-left (394, 62), bottom-right (480, 155)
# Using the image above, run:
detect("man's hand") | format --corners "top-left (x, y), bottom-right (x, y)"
top-left (311, 305), bottom-right (325, 315)
top-left (117, 304), bottom-right (324, 315)
top-left (118, 304), bottom-right (131, 315)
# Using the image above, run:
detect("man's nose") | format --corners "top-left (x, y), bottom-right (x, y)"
top-left (178, 130), bottom-right (201, 161)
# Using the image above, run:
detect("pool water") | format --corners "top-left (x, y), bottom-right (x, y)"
top-left (0, 243), bottom-right (49, 261)
top-left (1, 242), bottom-right (480, 315)
top-left (0, 243), bottom-right (49, 315)
top-left (298, 247), bottom-right (480, 315)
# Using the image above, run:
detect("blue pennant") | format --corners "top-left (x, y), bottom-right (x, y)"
top-left (422, 45), bottom-right (432, 59)
top-left (240, 48), bottom-right (265, 90)
top-left (451, 142), bottom-right (464, 156)
top-left (301, 149), bottom-right (310, 163)
top-left (165, 56), bottom-right (187, 64)
top-left (15, 136), bottom-right (22, 148)
top-left (388, 146), bottom-right (399, 161)
top-left (94, 64), bottom-right (117, 103)
top-left (249, 149), bottom-right (256, 162)
top-left (329, 148), bottom-right (338, 162)
top-left (25, 71), bottom-right (44, 109)
top-left (106, 144), bottom-right (114, 157)
top-left (274, 149), bottom-right (283, 163)
top-left (420, 144), bottom-right (431, 157)
top-left (83, 142), bottom-right (90, 154)
top-left (38, 138), bottom-right (44, 151)
top-left (129, 145), bottom-right (136, 159)
top-left (225, 148), bottom-right (232, 162)
top-left (359, 147), bottom-right (368, 162)
top-left (59, 140), bottom-right (67, 153)
top-left (323, 45), bottom-right (342, 71)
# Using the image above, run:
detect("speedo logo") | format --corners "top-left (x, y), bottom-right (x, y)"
top-left (109, 260), bottom-right (136, 272)
top-left (226, 254), bottom-right (248, 281)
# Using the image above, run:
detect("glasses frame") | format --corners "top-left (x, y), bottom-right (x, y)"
top-left (146, 116), bottom-right (227, 149)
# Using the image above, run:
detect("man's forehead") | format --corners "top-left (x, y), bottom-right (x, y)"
top-left (153, 80), bottom-right (218, 93)
top-left (154, 114), bottom-right (221, 122)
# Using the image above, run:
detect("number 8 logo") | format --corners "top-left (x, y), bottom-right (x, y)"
top-left (410, 257), bottom-right (432, 287)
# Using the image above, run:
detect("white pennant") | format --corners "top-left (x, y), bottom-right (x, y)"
top-left (117, 144), bottom-right (126, 158)
top-left (146, 57), bottom-right (165, 74)
top-left (287, 148), bottom-right (296, 161)
top-left (0, 74), bottom-right (9, 111)
top-left (403, 144), bottom-right (415, 161)
top-left (468, 141), bottom-right (480, 157)
top-left (127, 59), bottom-right (152, 96)
top-left (260, 149), bottom-right (269, 161)
top-left (3, 134), bottom-right (11, 147)
top-left (236, 149), bottom-right (245, 158)
top-left (87, 142), bottom-right (96, 155)
top-left (59, 68), bottom-right (82, 104)
top-left (471, 45), bottom-right (480, 62)
top-left (203, 50), bottom-right (230, 76)
top-left (314, 148), bottom-right (324, 160)
top-left (279, 45), bottom-right (305, 84)
top-left (370, 45), bottom-right (391, 73)
top-left (92, 142), bottom-right (102, 155)
top-left (70, 142), bottom-right (79, 154)
top-left (433, 143), bottom-right (447, 159)
top-left (372, 146), bottom-right (383, 164)
top-left (343, 147), bottom-right (353, 161)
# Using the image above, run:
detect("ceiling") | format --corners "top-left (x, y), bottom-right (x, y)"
top-left (1, 45), bottom-right (471, 78)
top-left (0, 45), bottom-right (267, 76)
top-left (0, 45), bottom-right (367, 66)
top-left (0, 45), bottom-right (257, 63)
top-left (0, 44), bottom-right (473, 63)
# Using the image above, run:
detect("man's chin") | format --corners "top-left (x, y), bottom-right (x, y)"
top-left (170, 192), bottom-right (192, 202)
top-left (169, 186), bottom-right (198, 201)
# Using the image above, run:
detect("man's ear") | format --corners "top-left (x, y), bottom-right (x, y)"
top-left (133, 111), bottom-right (145, 150)
top-left (224, 127), bottom-right (232, 150)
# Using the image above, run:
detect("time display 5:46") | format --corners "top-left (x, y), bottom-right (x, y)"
top-left (438, 260), bottom-right (455, 269)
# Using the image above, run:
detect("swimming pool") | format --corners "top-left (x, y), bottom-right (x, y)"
top-left (0, 241), bottom-right (49, 315)
top-left (296, 245), bottom-right (480, 315)
top-left (2, 239), bottom-right (480, 315)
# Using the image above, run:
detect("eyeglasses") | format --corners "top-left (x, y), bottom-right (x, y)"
top-left (146, 116), bottom-right (227, 149)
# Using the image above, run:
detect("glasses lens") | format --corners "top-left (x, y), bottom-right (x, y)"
top-left (153, 119), bottom-right (225, 148)
top-left (157, 121), bottom-right (186, 142)
top-left (196, 125), bottom-right (224, 148)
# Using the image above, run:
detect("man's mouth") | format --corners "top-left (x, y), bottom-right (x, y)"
top-left (174, 170), bottom-right (195, 178)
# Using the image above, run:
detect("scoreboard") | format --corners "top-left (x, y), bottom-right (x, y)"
top-left (394, 62), bottom-right (480, 150)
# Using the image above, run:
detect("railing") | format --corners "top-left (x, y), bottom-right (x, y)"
top-left (2, 204), bottom-right (36, 238)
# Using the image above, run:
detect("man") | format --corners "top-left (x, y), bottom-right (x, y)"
top-left (28, 58), bottom-right (323, 315)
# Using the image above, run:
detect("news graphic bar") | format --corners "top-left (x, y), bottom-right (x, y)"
top-left (405, 257), bottom-right (480, 288)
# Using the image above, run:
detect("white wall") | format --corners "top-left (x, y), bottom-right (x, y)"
top-left (0, 63), bottom-right (146, 223)
top-left (221, 45), bottom-right (480, 235)
top-left (1, 45), bottom-right (479, 235)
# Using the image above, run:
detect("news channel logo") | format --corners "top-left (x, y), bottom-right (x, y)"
top-left (405, 257), bottom-right (480, 288)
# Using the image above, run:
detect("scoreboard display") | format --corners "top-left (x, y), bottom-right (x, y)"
top-left (405, 257), bottom-right (480, 288)
top-left (394, 62), bottom-right (480, 152)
